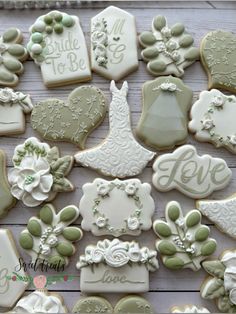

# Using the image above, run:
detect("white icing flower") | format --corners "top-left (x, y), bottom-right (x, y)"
top-left (97, 183), bottom-right (110, 196)
top-left (8, 156), bottom-right (53, 207)
top-left (47, 235), bottom-right (58, 247)
top-left (128, 243), bottom-right (141, 262)
top-left (0, 87), bottom-right (18, 103)
top-left (93, 20), bottom-right (106, 32)
top-left (171, 51), bottom-right (181, 61)
top-left (160, 82), bottom-right (179, 92)
top-left (104, 239), bottom-right (129, 268)
top-left (166, 40), bottom-right (178, 51)
top-left (230, 288), bottom-right (236, 305)
top-left (53, 224), bottom-right (64, 235)
top-left (96, 216), bottom-right (107, 228)
top-left (176, 218), bottom-right (185, 228)
top-left (222, 251), bottom-right (236, 305)
top-left (91, 31), bottom-right (107, 45)
top-left (161, 26), bottom-right (172, 38)
top-left (202, 119), bottom-right (214, 130)
top-left (94, 44), bottom-right (106, 57)
top-left (228, 135), bottom-right (236, 146)
top-left (125, 182), bottom-right (137, 196)
top-left (212, 95), bottom-right (225, 107)
top-left (127, 217), bottom-right (140, 230)
top-left (41, 244), bottom-right (51, 256)
top-left (156, 42), bottom-right (166, 52)
top-left (172, 305), bottom-right (210, 313)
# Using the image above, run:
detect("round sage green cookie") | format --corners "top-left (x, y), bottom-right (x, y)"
top-left (114, 295), bottom-right (154, 314)
top-left (72, 296), bottom-right (113, 314)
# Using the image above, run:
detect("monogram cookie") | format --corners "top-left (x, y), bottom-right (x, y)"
top-left (31, 86), bottom-right (107, 149)
top-left (136, 76), bottom-right (193, 150)
top-left (0, 28), bottom-right (28, 86)
top-left (79, 178), bottom-right (155, 237)
top-left (153, 201), bottom-right (217, 271)
top-left (0, 88), bottom-right (33, 135)
top-left (72, 296), bottom-right (113, 314)
top-left (197, 194), bottom-right (236, 239)
top-left (0, 149), bottom-right (16, 218)
top-left (27, 11), bottom-right (91, 87)
top-left (189, 89), bottom-right (236, 154)
top-left (76, 239), bottom-right (159, 293)
top-left (75, 81), bottom-right (155, 178)
top-left (201, 250), bottom-right (236, 313)
top-left (91, 6), bottom-right (138, 80)
top-left (8, 137), bottom-right (74, 207)
top-left (19, 203), bottom-right (83, 267)
top-left (0, 229), bottom-right (28, 307)
top-left (171, 305), bottom-right (210, 313)
top-left (139, 15), bottom-right (199, 77)
top-left (152, 144), bottom-right (232, 198)
top-left (200, 30), bottom-right (236, 92)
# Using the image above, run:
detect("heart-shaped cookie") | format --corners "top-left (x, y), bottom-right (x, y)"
top-left (31, 85), bottom-right (107, 149)
top-left (201, 30), bottom-right (236, 92)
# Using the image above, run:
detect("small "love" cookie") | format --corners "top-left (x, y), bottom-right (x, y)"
top-left (27, 11), bottom-right (91, 87)
top-left (31, 86), bottom-right (107, 149)
top-left (152, 144), bottom-right (232, 199)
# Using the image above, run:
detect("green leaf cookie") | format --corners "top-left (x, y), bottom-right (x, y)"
top-left (31, 86), bottom-right (107, 149)
top-left (19, 203), bottom-right (83, 267)
top-left (153, 201), bottom-right (217, 271)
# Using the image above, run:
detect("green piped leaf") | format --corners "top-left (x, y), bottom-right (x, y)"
top-left (171, 23), bottom-right (185, 36)
top-left (164, 257), bottom-right (184, 270)
top-left (142, 47), bottom-right (159, 60)
top-left (157, 240), bottom-right (176, 255)
top-left (153, 16), bottom-right (166, 31)
top-left (153, 221), bottom-right (171, 237)
top-left (185, 210), bottom-right (201, 228)
top-left (27, 219), bottom-right (42, 237)
top-left (62, 227), bottom-right (83, 242)
top-left (40, 204), bottom-right (54, 225)
top-left (59, 206), bottom-right (77, 222)
top-left (48, 255), bottom-right (66, 266)
top-left (184, 47), bottom-right (200, 61)
top-left (201, 240), bottom-right (217, 256)
top-left (195, 226), bottom-right (210, 242)
top-left (201, 277), bottom-right (225, 299)
top-left (56, 242), bottom-right (74, 257)
top-left (50, 156), bottom-right (73, 176)
top-left (19, 232), bottom-right (33, 250)
top-left (202, 260), bottom-right (225, 279)
top-left (139, 31), bottom-right (156, 47)
top-left (167, 203), bottom-right (180, 221)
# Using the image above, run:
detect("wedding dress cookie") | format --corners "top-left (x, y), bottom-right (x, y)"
top-left (171, 305), bottom-right (210, 313)
top-left (79, 178), bottom-right (155, 237)
top-left (152, 144), bottom-right (232, 198)
top-left (31, 85), bottom-right (107, 149)
top-left (0, 28), bottom-right (28, 86)
top-left (139, 15), bottom-right (199, 77)
top-left (76, 239), bottom-right (159, 293)
top-left (153, 201), bottom-right (217, 271)
top-left (136, 76), bottom-right (193, 150)
top-left (201, 250), bottom-right (236, 313)
top-left (27, 11), bottom-right (91, 87)
top-left (0, 88), bottom-right (33, 135)
top-left (75, 81), bottom-right (155, 178)
top-left (0, 229), bottom-right (28, 307)
top-left (8, 137), bottom-right (74, 207)
top-left (91, 6), bottom-right (138, 80)
top-left (189, 89), bottom-right (236, 154)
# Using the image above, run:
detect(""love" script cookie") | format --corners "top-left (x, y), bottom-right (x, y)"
top-left (31, 86), bottom-right (107, 149)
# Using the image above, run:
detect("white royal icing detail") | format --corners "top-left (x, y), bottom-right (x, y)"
top-left (171, 305), bottom-right (210, 313)
top-left (75, 81), bottom-right (155, 178)
top-left (222, 252), bottom-right (236, 305)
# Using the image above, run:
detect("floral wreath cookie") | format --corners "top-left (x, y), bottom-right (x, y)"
top-left (201, 250), bottom-right (236, 313)
top-left (19, 203), bottom-right (83, 267)
top-left (139, 15), bottom-right (199, 77)
top-left (0, 28), bottom-right (28, 86)
top-left (77, 238), bottom-right (159, 293)
top-left (189, 89), bottom-right (236, 154)
top-left (153, 201), bottom-right (217, 271)
top-left (79, 178), bottom-right (155, 237)
top-left (27, 11), bottom-right (91, 87)
top-left (8, 137), bottom-right (74, 207)
top-left (0, 87), bottom-right (33, 135)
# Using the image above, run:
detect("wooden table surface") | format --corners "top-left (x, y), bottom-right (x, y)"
top-left (0, 1), bottom-right (236, 312)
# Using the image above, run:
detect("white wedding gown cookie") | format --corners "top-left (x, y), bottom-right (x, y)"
top-left (75, 81), bottom-right (155, 178)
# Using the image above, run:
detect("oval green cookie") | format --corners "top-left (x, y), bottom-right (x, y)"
top-left (72, 296), bottom-right (113, 314)
top-left (114, 295), bottom-right (154, 314)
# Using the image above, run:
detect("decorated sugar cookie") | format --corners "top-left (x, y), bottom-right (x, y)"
top-left (136, 76), bottom-right (193, 150)
top-left (72, 296), bottom-right (113, 314)
top-left (171, 305), bottom-right (210, 313)
top-left (152, 144), bottom-right (232, 198)
top-left (79, 178), bottom-right (155, 237)
top-left (153, 201), bottom-right (217, 271)
top-left (0, 229), bottom-right (28, 307)
top-left (197, 194), bottom-right (236, 239)
top-left (8, 137), bottom-right (74, 207)
top-left (27, 11), bottom-right (91, 87)
top-left (201, 30), bottom-right (236, 92)
top-left (114, 296), bottom-right (154, 314)
top-left (0, 88), bottom-right (33, 135)
top-left (0, 150), bottom-right (16, 218)
top-left (31, 86), bottom-right (107, 149)
top-left (19, 203), bottom-right (83, 267)
top-left (91, 6), bottom-right (138, 80)
top-left (0, 28), bottom-right (28, 86)
top-left (189, 90), bottom-right (236, 153)
top-left (139, 15), bottom-right (199, 77)
top-left (76, 239), bottom-right (159, 293)
top-left (201, 250), bottom-right (236, 312)
top-left (75, 81), bottom-right (155, 178)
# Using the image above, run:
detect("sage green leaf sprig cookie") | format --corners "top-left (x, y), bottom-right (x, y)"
top-left (8, 137), bottom-right (74, 207)
top-left (201, 250), bottom-right (236, 313)
top-left (153, 201), bottom-right (217, 271)
top-left (139, 16), bottom-right (199, 77)
top-left (19, 203), bottom-right (83, 267)
top-left (0, 28), bottom-right (28, 86)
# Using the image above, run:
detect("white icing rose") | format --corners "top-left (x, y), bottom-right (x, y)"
top-left (104, 239), bottom-right (129, 268)
top-left (160, 82), bottom-right (178, 92)
top-left (94, 44), bottom-right (106, 57)
top-left (202, 119), bottom-right (214, 130)
top-left (128, 243), bottom-right (141, 262)
top-left (222, 251), bottom-right (236, 305)
top-left (47, 234), bottom-right (58, 247)
top-left (40, 244), bottom-right (51, 256)
top-left (229, 135), bottom-right (236, 145)
top-left (127, 216), bottom-right (140, 230)
top-left (93, 21), bottom-right (106, 32)
top-left (161, 26), bottom-right (172, 38)
top-left (96, 216), bottom-right (107, 228)
top-left (85, 245), bottom-right (104, 264)
top-left (125, 182), bottom-right (137, 196)
top-left (171, 51), bottom-right (181, 61)
top-left (8, 156), bottom-right (53, 207)
top-left (212, 95), bottom-right (225, 107)
top-left (166, 40), bottom-right (178, 51)
top-left (156, 42), bottom-right (166, 52)
top-left (97, 183), bottom-right (110, 196)
top-left (0, 87), bottom-right (17, 103)
top-left (53, 224), bottom-right (64, 235)
top-left (91, 31), bottom-right (107, 45)
top-left (12, 291), bottom-right (66, 313)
